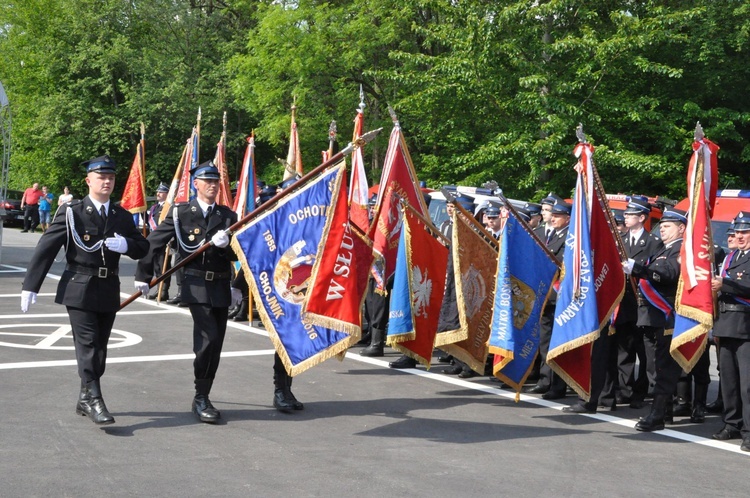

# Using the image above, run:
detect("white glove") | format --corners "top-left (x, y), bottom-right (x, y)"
top-left (622, 258), bottom-right (635, 275)
top-left (231, 288), bottom-right (243, 307)
top-left (105, 232), bottom-right (129, 253)
top-left (134, 281), bottom-right (150, 296)
top-left (211, 230), bottom-right (230, 248)
top-left (21, 290), bottom-right (37, 313)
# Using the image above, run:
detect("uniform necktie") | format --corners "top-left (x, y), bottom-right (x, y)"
top-left (493, 232), bottom-right (499, 240)
top-left (205, 205), bottom-right (212, 223)
top-left (99, 205), bottom-right (107, 222)
top-left (631, 236), bottom-right (636, 247)
top-left (546, 229), bottom-right (553, 245)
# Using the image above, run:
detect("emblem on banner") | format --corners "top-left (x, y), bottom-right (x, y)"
top-left (461, 265), bottom-right (487, 317)
top-left (511, 276), bottom-right (535, 329)
top-left (412, 266), bottom-right (433, 318)
top-left (274, 240), bottom-right (317, 304)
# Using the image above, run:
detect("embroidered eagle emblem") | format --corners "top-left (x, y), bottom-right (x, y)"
top-left (411, 266), bottom-right (432, 318)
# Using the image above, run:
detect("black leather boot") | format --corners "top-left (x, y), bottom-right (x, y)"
top-left (360, 328), bottom-right (385, 357)
top-left (233, 297), bottom-right (249, 321)
top-left (690, 383), bottom-right (708, 423)
top-left (76, 380), bottom-right (115, 425)
top-left (672, 377), bottom-right (692, 417)
top-left (192, 379), bottom-right (220, 423)
top-left (354, 330), bottom-right (372, 346)
top-left (635, 394), bottom-right (668, 432)
top-left (285, 376), bottom-right (304, 411)
top-left (273, 370), bottom-right (295, 412)
top-left (389, 355), bottom-right (417, 369)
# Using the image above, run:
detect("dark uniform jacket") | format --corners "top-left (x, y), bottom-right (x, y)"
top-left (22, 197), bottom-right (149, 312)
top-left (615, 230), bottom-right (663, 326)
top-left (543, 225), bottom-right (568, 307)
top-left (136, 199), bottom-right (238, 307)
top-left (714, 249), bottom-right (750, 340)
top-left (632, 239), bottom-right (682, 328)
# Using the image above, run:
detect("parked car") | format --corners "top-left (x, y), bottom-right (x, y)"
top-left (674, 189), bottom-right (750, 253)
top-left (1, 189), bottom-right (25, 227)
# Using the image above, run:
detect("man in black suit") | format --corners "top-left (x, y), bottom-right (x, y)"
top-left (135, 161), bottom-right (240, 424)
top-left (21, 155), bottom-right (149, 425)
top-left (626, 208), bottom-right (686, 432)
top-left (525, 198), bottom-right (570, 399)
top-left (711, 211), bottom-right (750, 450)
top-left (614, 196), bottom-right (663, 408)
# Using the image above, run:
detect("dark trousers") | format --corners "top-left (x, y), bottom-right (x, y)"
top-left (538, 304), bottom-right (567, 394)
top-left (642, 326), bottom-right (658, 395)
top-left (615, 321), bottom-right (650, 401)
top-left (23, 205), bottom-right (39, 231)
top-left (578, 325), bottom-right (617, 409)
top-left (652, 328), bottom-right (683, 396)
top-left (67, 307), bottom-right (117, 384)
top-left (364, 277), bottom-right (389, 332)
top-left (189, 304), bottom-right (228, 385)
top-left (718, 337), bottom-right (750, 436)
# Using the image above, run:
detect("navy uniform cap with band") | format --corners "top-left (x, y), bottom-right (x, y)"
top-left (156, 182), bottom-right (169, 193)
top-left (485, 206), bottom-right (501, 218)
top-left (623, 195), bottom-right (651, 215)
top-left (550, 200), bottom-right (572, 215)
top-left (82, 155), bottom-right (116, 174)
top-left (726, 220), bottom-right (736, 236)
top-left (732, 211), bottom-right (750, 232)
top-left (525, 202), bottom-right (542, 216)
top-left (191, 160), bottom-right (221, 180)
top-left (661, 207), bottom-right (688, 224)
top-left (259, 184), bottom-right (277, 204)
top-left (614, 213), bottom-right (625, 225)
top-left (541, 192), bottom-right (563, 206)
top-left (368, 193), bottom-right (378, 206)
top-left (279, 174), bottom-right (301, 190)
top-left (516, 207), bottom-right (531, 223)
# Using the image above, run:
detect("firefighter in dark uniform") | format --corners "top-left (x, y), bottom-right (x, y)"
top-left (525, 198), bottom-right (570, 399)
top-left (146, 182), bottom-right (171, 301)
top-left (20, 155), bottom-right (149, 425)
top-left (711, 211), bottom-right (750, 451)
top-left (625, 207), bottom-right (686, 432)
top-left (614, 196), bottom-right (663, 408)
top-left (135, 161), bottom-right (240, 424)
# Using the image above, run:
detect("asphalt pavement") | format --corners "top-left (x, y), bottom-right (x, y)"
top-left (0, 225), bottom-right (747, 497)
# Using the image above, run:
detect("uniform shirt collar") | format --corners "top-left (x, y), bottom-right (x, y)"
top-left (89, 198), bottom-right (110, 214)
top-left (629, 227), bottom-right (645, 240)
top-left (195, 198), bottom-right (216, 217)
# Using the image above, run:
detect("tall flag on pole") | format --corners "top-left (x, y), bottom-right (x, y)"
top-left (368, 108), bottom-right (429, 292)
top-left (672, 123), bottom-right (719, 371)
top-left (233, 132), bottom-right (258, 217)
top-left (575, 134), bottom-right (626, 330)
top-left (386, 204), bottom-right (449, 367)
top-left (231, 163), bottom-right (356, 376)
top-left (174, 127), bottom-right (197, 203)
top-left (489, 213), bottom-right (559, 396)
top-left (302, 170), bottom-right (373, 337)
top-left (434, 210), bottom-right (499, 374)
top-left (214, 111), bottom-right (234, 208)
top-left (161, 109), bottom-right (201, 222)
top-left (120, 122), bottom-right (148, 215)
top-left (282, 98), bottom-right (303, 181)
top-left (546, 134), bottom-right (625, 400)
top-left (348, 86), bottom-right (370, 233)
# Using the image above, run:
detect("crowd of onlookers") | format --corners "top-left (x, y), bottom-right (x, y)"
top-left (18, 182), bottom-right (73, 233)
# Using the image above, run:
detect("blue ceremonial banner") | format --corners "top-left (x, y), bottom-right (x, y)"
top-left (489, 215), bottom-right (558, 394)
top-left (386, 226), bottom-right (414, 341)
top-left (547, 172), bottom-right (601, 399)
top-left (231, 164), bottom-right (355, 376)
